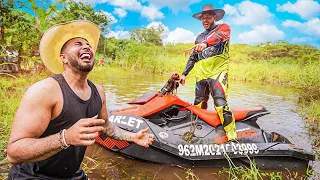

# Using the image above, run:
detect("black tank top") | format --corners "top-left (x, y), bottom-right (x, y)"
top-left (8, 74), bottom-right (102, 179)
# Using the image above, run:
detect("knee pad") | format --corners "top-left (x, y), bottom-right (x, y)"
top-left (194, 96), bottom-right (204, 105)
top-left (213, 95), bottom-right (227, 107)
top-left (194, 96), bottom-right (208, 109)
top-left (215, 105), bottom-right (234, 127)
top-left (215, 104), bottom-right (237, 141)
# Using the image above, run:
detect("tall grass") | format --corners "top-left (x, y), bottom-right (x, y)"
top-left (0, 73), bottom-right (49, 147)
top-left (229, 61), bottom-right (320, 87)
top-left (0, 72), bottom-right (49, 178)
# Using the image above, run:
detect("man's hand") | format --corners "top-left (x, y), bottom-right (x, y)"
top-left (65, 116), bottom-right (105, 146)
top-left (194, 42), bottom-right (207, 53)
top-left (179, 75), bottom-right (186, 85)
top-left (132, 128), bottom-right (154, 148)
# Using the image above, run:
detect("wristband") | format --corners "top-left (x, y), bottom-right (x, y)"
top-left (59, 129), bottom-right (70, 149)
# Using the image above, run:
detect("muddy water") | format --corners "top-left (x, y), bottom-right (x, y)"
top-left (86, 72), bottom-right (318, 179)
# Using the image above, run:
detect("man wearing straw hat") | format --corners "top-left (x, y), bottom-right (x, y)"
top-left (179, 4), bottom-right (237, 141)
top-left (6, 20), bottom-right (154, 179)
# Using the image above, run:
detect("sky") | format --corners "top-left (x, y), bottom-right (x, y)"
top-left (55, 0), bottom-right (320, 48)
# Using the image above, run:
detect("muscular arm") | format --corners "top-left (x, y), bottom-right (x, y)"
top-left (96, 85), bottom-right (135, 141)
top-left (6, 79), bottom-right (62, 164)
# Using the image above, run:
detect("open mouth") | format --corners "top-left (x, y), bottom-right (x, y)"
top-left (203, 23), bottom-right (209, 28)
top-left (79, 52), bottom-right (92, 62)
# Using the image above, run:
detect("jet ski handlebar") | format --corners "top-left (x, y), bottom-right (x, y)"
top-left (159, 73), bottom-right (180, 95)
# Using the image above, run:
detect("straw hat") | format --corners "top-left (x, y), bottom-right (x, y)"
top-left (39, 20), bottom-right (101, 74)
top-left (192, 4), bottom-right (225, 21)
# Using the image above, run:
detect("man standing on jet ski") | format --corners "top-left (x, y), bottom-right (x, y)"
top-left (179, 4), bottom-right (237, 141)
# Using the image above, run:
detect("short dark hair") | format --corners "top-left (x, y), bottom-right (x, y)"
top-left (60, 41), bottom-right (68, 54)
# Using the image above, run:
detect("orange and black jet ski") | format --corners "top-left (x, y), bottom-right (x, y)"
top-left (96, 74), bottom-right (315, 170)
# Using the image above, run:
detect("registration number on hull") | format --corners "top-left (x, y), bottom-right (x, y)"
top-left (178, 143), bottom-right (259, 156)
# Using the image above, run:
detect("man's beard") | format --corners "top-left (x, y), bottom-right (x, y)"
top-left (67, 54), bottom-right (94, 72)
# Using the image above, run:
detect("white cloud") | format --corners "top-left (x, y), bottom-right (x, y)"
top-left (292, 37), bottom-right (313, 43)
top-left (141, 6), bottom-right (164, 20)
top-left (147, 21), bottom-right (165, 29)
top-left (108, 0), bottom-right (164, 21)
top-left (113, 8), bottom-right (127, 18)
top-left (163, 27), bottom-right (196, 44)
top-left (223, 4), bottom-right (238, 16)
top-left (74, 0), bottom-right (164, 21)
top-left (147, 0), bottom-right (200, 13)
top-left (107, 21), bottom-right (196, 45)
top-left (276, 0), bottom-right (320, 19)
top-left (238, 24), bottom-right (285, 44)
top-left (282, 18), bottom-right (320, 39)
top-left (72, 0), bottom-right (142, 10)
top-left (107, 0), bottom-right (143, 11)
top-left (106, 30), bottom-right (131, 39)
top-left (223, 1), bottom-right (273, 26)
top-left (282, 19), bottom-right (303, 28)
top-left (68, 0), bottom-right (141, 10)
top-left (101, 11), bottom-right (118, 24)
top-left (145, 21), bottom-right (195, 44)
top-left (72, 0), bottom-right (201, 14)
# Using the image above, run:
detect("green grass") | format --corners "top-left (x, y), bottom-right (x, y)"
top-left (0, 72), bottom-right (49, 178)
top-left (230, 61), bottom-right (320, 87)
top-left (0, 72), bottom-right (49, 145)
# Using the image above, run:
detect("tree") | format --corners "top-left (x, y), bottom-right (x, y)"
top-left (0, 0), bottom-right (15, 47)
top-left (51, 0), bottom-right (109, 33)
top-left (51, 0), bottom-right (110, 56)
top-left (130, 24), bottom-right (165, 46)
top-left (1, 0), bottom-right (63, 71)
top-left (130, 28), bottom-right (147, 43)
top-left (1, 0), bottom-right (111, 72)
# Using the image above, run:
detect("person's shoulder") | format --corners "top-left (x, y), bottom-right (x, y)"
top-left (197, 31), bottom-right (207, 36)
top-left (25, 77), bottom-right (60, 97)
top-left (93, 83), bottom-right (104, 94)
top-left (89, 81), bottom-right (104, 95)
top-left (196, 31), bottom-right (207, 43)
top-left (90, 82), bottom-right (105, 101)
top-left (218, 23), bottom-right (230, 29)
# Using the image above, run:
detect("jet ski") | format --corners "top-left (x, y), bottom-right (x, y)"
top-left (96, 73), bottom-right (315, 170)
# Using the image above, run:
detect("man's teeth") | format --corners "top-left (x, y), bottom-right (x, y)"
top-left (80, 54), bottom-right (91, 59)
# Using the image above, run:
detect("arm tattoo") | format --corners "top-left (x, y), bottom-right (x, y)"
top-left (103, 121), bottom-right (135, 141)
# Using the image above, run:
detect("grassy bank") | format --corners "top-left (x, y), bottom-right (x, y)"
top-left (0, 72), bottom-right (48, 151)
top-left (0, 72), bottom-right (49, 177)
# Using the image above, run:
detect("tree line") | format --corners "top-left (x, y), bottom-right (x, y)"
top-left (1, 0), bottom-right (318, 74)
top-left (0, 0), bottom-right (164, 73)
